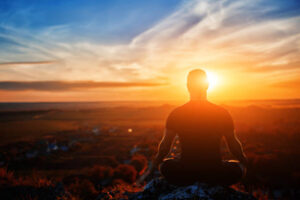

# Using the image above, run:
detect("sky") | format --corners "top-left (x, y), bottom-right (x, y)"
top-left (0, 0), bottom-right (300, 102)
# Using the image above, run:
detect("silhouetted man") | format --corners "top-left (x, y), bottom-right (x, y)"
top-left (139, 69), bottom-right (247, 186)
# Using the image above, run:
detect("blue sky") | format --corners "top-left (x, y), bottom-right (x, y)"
top-left (0, 0), bottom-right (300, 101)
top-left (0, 0), bottom-right (183, 44)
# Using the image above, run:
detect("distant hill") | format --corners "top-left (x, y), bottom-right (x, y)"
top-left (0, 99), bottom-right (300, 112)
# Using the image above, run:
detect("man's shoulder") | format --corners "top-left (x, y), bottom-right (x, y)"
top-left (206, 102), bottom-right (234, 131)
top-left (165, 104), bottom-right (187, 130)
top-left (207, 102), bottom-right (231, 116)
top-left (169, 102), bottom-right (189, 114)
top-left (168, 101), bottom-right (231, 118)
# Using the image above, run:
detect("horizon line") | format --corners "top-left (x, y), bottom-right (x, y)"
top-left (1, 98), bottom-right (300, 104)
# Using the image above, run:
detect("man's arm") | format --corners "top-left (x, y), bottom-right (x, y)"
top-left (152, 128), bottom-right (176, 168)
top-left (224, 131), bottom-right (247, 165)
top-left (136, 128), bottom-right (176, 185)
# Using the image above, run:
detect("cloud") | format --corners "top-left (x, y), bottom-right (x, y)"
top-left (0, 60), bottom-right (57, 66)
top-left (243, 61), bottom-right (300, 73)
top-left (0, 0), bottom-right (300, 99)
top-left (127, 0), bottom-right (300, 79)
top-left (270, 79), bottom-right (300, 88)
top-left (1, 0), bottom-right (300, 79)
top-left (0, 81), bottom-right (167, 91)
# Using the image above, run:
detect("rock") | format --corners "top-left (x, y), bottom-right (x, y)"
top-left (92, 127), bottom-right (101, 135)
top-left (47, 142), bottom-right (58, 152)
top-left (25, 150), bottom-right (38, 159)
top-left (130, 178), bottom-right (256, 200)
top-left (60, 145), bottom-right (69, 151)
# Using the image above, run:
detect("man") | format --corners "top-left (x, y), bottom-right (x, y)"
top-left (138, 69), bottom-right (247, 186)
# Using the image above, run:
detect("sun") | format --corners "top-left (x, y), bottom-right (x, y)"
top-left (206, 71), bottom-right (219, 91)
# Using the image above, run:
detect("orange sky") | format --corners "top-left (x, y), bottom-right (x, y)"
top-left (0, 0), bottom-right (300, 102)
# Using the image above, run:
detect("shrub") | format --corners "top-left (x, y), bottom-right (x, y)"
top-left (0, 168), bottom-right (15, 186)
top-left (99, 156), bottom-right (119, 167)
top-left (113, 164), bottom-right (137, 183)
top-left (67, 178), bottom-right (98, 200)
top-left (130, 155), bottom-right (148, 175)
top-left (89, 165), bottom-right (113, 183)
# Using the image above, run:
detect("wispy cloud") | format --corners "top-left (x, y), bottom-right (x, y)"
top-left (0, 60), bottom-right (57, 66)
top-left (0, 81), bottom-right (166, 91)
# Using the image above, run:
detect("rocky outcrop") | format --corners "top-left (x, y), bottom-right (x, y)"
top-left (130, 178), bottom-right (256, 200)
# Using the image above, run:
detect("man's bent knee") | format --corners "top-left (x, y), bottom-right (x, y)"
top-left (159, 158), bottom-right (179, 176)
top-left (221, 160), bottom-right (243, 185)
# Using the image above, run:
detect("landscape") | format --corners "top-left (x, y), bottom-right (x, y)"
top-left (0, 100), bottom-right (299, 199)
top-left (1, 0), bottom-right (300, 199)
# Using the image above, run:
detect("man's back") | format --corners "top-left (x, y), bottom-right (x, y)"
top-left (166, 100), bottom-right (234, 169)
top-left (138, 69), bottom-right (246, 186)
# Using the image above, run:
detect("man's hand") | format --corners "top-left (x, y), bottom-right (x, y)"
top-left (224, 130), bottom-right (248, 175)
top-left (240, 155), bottom-right (248, 166)
top-left (239, 155), bottom-right (248, 178)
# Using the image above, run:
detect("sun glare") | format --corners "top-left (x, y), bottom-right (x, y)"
top-left (206, 71), bottom-right (219, 91)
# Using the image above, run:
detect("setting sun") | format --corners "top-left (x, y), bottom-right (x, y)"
top-left (206, 71), bottom-right (219, 91)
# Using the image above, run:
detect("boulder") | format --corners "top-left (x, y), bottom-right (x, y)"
top-left (130, 178), bottom-right (256, 200)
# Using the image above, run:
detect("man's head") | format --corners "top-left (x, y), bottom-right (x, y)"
top-left (187, 69), bottom-right (209, 97)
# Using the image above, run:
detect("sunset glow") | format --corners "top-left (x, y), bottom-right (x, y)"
top-left (0, 2), bottom-right (299, 198)
top-left (206, 71), bottom-right (219, 92)
top-left (0, 0), bottom-right (299, 102)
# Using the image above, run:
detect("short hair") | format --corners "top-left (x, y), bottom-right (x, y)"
top-left (187, 69), bottom-right (209, 93)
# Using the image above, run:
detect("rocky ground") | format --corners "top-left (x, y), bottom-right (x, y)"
top-left (99, 178), bottom-right (256, 200)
